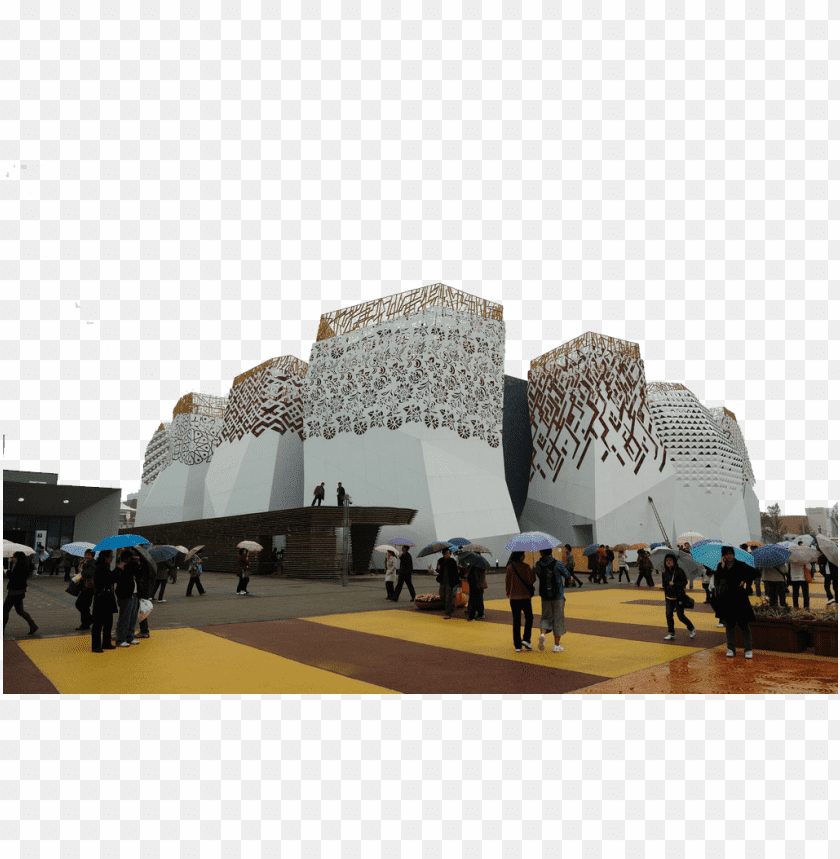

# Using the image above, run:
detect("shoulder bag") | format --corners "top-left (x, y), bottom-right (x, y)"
top-left (512, 565), bottom-right (535, 598)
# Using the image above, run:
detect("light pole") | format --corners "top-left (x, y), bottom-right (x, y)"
top-left (342, 495), bottom-right (352, 587)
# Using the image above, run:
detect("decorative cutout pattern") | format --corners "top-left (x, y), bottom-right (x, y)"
top-left (221, 356), bottom-right (308, 443)
top-left (709, 406), bottom-right (755, 488)
top-left (141, 423), bottom-right (172, 485)
top-left (169, 413), bottom-right (225, 466)
top-left (647, 386), bottom-right (745, 493)
top-left (172, 392), bottom-right (227, 420)
top-left (528, 334), bottom-right (667, 482)
top-left (304, 305), bottom-right (505, 448)
top-left (316, 283), bottom-right (503, 341)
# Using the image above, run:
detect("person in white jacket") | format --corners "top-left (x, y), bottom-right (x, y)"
top-left (384, 550), bottom-right (399, 601)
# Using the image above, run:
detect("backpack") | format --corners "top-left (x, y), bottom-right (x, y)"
top-left (541, 559), bottom-right (559, 600)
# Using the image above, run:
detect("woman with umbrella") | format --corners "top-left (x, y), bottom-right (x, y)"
top-left (90, 549), bottom-right (118, 652)
top-left (237, 548), bottom-right (251, 595)
top-left (384, 549), bottom-right (399, 601)
top-left (3, 551), bottom-right (38, 636)
top-left (750, 543), bottom-right (791, 609)
top-left (661, 553), bottom-right (697, 641)
top-left (709, 545), bottom-right (756, 659)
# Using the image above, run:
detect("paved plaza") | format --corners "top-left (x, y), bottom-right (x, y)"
top-left (4, 571), bottom-right (837, 695)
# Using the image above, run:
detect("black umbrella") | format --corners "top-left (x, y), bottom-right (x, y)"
top-left (456, 551), bottom-right (490, 570)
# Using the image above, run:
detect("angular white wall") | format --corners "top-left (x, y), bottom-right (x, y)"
top-left (521, 334), bottom-right (677, 546)
top-left (303, 305), bottom-right (520, 563)
top-left (203, 357), bottom-right (306, 518)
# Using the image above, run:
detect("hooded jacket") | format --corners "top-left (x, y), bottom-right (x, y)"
top-left (534, 555), bottom-right (568, 601)
top-left (661, 554), bottom-right (688, 599)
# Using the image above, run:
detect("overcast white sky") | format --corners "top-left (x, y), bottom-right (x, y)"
top-left (5, 283), bottom-right (835, 518)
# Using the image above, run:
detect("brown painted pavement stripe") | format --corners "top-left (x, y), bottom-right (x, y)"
top-left (394, 605), bottom-right (728, 649)
top-left (624, 599), bottom-right (717, 612)
top-left (3, 641), bottom-right (59, 694)
top-left (200, 619), bottom-right (611, 694)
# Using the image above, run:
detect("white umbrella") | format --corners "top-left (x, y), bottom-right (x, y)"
top-left (3, 541), bottom-right (35, 558)
top-left (786, 545), bottom-right (819, 564)
top-left (237, 541), bottom-right (263, 552)
top-left (374, 544), bottom-right (400, 553)
top-left (677, 531), bottom-right (705, 545)
top-left (184, 545), bottom-right (205, 562)
top-left (816, 534), bottom-right (838, 566)
top-left (174, 545), bottom-right (189, 554)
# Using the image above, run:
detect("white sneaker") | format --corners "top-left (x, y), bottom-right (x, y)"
top-left (745, 651), bottom-right (753, 659)
top-left (553, 644), bottom-right (564, 652)
top-left (521, 641), bottom-right (532, 651)
top-left (828, 600), bottom-right (835, 605)
top-left (726, 650), bottom-right (735, 657)
top-left (664, 633), bottom-right (675, 640)
top-left (514, 648), bottom-right (521, 653)
top-left (689, 629), bottom-right (696, 639)
top-left (717, 622), bottom-right (725, 628)
top-left (119, 642), bottom-right (131, 647)
top-left (157, 599), bottom-right (166, 603)
top-left (130, 639), bottom-right (140, 645)
top-left (538, 633), bottom-right (546, 652)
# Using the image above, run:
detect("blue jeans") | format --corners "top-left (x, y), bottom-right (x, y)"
top-left (115, 595), bottom-right (139, 643)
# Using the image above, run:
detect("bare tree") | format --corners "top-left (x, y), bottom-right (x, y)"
top-left (761, 503), bottom-right (786, 545)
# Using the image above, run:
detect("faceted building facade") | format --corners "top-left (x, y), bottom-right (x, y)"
top-left (135, 394), bottom-right (227, 527)
top-left (203, 356), bottom-right (308, 518)
top-left (303, 284), bottom-right (521, 561)
top-left (520, 333), bottom-right (679, 547)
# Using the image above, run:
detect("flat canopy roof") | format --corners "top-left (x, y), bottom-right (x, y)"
top-left (3, 482), bottom-right (120, 518)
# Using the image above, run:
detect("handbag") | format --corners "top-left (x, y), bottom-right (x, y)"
top-left (679, 593), bottom-right (695, 610)
top-left (66, 579), bottom-right (83, 597)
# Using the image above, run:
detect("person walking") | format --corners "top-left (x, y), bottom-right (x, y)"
top-left (236, 548), bottom-right (251, 595)
top-left (185, 555), bottom-right (206, 596)
top-left (3, 551), bottom-right (38, 636)
top-left (534, 548), bottom-right (570, 652)
top-left (662, 553), bottom-right (697, 641)
top-left (152, 561), bottom-right (169, 602)
top-left (337, 482), bottom-right (346, 506)
top-left (711, 545), bottom-right (756, 659)
top-left (616, 547), bottom-right (630, 583)
top-left (311, 483), bottom-right (325, 506)
top-left (563, 545), bottom-right (583, 588)
top-left (595, 545), bottom-right (608, 584)
top-left (465, 562), bottom-right (488, 621)
top-left (90, 550), bottom-right (117, 653)
top-left (635, 550), bottom-right (655, 587)
top-left (133, 549), bottom-right (155, 639)
top-left (505, 551), bottom-right (535, 652)
top-left (114, 550), bottom-right (140, 647)
top-left (61, 551), bottom-right (74, 582)
top-left (789, 559), bottom-right (810, 609)
top-left (74, 549), bottom-right (96, 630)
top-left (392, 545), bottom-right (416, 602)
top-left (605, 546), bottom-right (615, 580)
top-left (384, 550), bottom-right (399, 600)
top-left (435, 548), bottom-right (460, 619)
top-left (825, 559), bottom-right (838, 606)
top-left (762, 563), bottom-right (788, 609)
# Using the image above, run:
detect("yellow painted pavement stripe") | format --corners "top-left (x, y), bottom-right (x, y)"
top-left (303, 609), bottom-right (701, 679)
top-left (18, 629), bottom-right (398, 695)
top-left (484, 593), bottom-right (726, 631)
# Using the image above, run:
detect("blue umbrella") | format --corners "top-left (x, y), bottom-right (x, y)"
top-left (690, 541), bottom-right (755, 569)
top-left (751, 544), bottom-right (792, 569)
top-left (447, 537), bottom-right (471, 547)
top-left (582, 544), bottom-right (599, 557)
top-left (93, 534), bottom-right (150, 552)
top-left (60, 541), bottom-right (97, 557)
top-left (504, 531), bottom-right (561, 552)
top-left (148, 545), bottom-right (180, 563)
top-left (388, 537), bottom-right (415, 547)
top-left (690, 538), bottom-right (719, 548)
top-left (650, 541), bottom-right (668, 549)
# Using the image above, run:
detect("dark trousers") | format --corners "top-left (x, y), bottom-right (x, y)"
top-left (115, 595), bottom-right (139, 643)
top-left (385, 581), bottom-right (395, 599)
top-left (764, 580), bottom-right (787, 608)
top-left (3, 595), bottom-right (36, 632)
top-left (791, 581), bottom-right (809, 608)
top-left (567, 572), bottom-right (583, 587)
top-left (63, 566), bottom-right (72, 581)
top-left (439, 581), bottom-right (455, 617)
top-left (310, 497), bottom-right (322, 506)
top-left (636, 570), bottom-right (654, 587)
top-left (467, 586), bottom-right (484, 619)
top-left (186, 576), bottom-right (205, 595)
top-left (393, 570), bottom-right (416, 601)
top-left (702, 582), bottom-right (711, 603)
top-left (237, 576), bottom-right (250, 593)
top-left (75, 589), bottom-right (93, 627)
top-left (823, 573), bottom-right (838, 602)
top-left (725, 620), bottom-right (752, 653)
top-left (665, 598), bottom-right (695, 633)
top-left (617, 566), bottom-right (630, 582)
top-left (751, 574), bottom-right (762, 598)
top-left (152, 580), bottom-right (167, 600)
top-left (595, 564), bottom-right (608, 583)
top-left (91, 609), bottom-right (115, 650)
top-left (509, 599), bottom-right (533, 648)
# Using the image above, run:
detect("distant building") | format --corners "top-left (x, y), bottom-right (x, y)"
top-left (805, 506), bottom-right (838, 538)
top-left (3, 470), bottom-right (120, 550)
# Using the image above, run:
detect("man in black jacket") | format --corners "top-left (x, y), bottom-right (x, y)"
top-left (337, 482), bottom-right (346, 507)
top-left (392, 545), bottom-right (416, 602)
top-left (3, 551), bottom-right (38, 635)
top-left (133, 549), bottom-right (156, 638)
top-left (74, 549), bottom-right (96, 630)
top-left (436, 548), bottom-right (460, 619)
